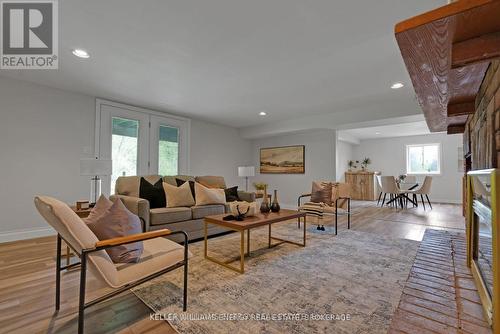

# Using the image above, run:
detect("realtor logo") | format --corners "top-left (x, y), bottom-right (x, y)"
top-left (1, 0), bottom-right (58, 69)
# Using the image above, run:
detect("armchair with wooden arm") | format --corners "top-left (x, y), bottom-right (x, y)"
top-left (34, 196), bottom-right (190, 334)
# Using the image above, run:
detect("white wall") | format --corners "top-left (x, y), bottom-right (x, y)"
top-left (353, 133), bottom-right (463, 203)
top-left (251, 130), bottom-right (337, 209)
top-left (336, 140), bottom-right (354, 182)
top-left (0, 77), bottom-right (252, 242)
top-left (0, 77), bottom-right (96, 242)
top-left (190, 119), bottom-right (252, 189)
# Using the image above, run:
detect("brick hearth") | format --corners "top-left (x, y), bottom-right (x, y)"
top-left (388, 229), bottom-right (492, 334)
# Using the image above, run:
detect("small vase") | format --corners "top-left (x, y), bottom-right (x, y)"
top-left (270, 189), bottom-right (280, 212)
top-left (260, 186), bottom-right (271, 213)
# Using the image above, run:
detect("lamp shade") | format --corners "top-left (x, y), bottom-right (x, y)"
top-left (238, 166), bottom-right (255, 177)
top-left (80, 158), bottom-right (112, 176)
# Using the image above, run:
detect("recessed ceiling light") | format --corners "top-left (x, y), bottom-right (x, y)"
top-left (375, 132), bottom-right (381, 135)
top-left (72, 49), bottom-right (90, 58)
top-left (259, 111), bottom-right (267, 116)
top-left (391, 82), bottom-right (404, 89)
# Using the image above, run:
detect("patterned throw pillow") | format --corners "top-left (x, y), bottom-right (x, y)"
top-left (195, 182), bottom-right (227, 206)
top-left (310, 181), bottom-right (333, 205)
top-left (86, 198), bottom-right (144, 263)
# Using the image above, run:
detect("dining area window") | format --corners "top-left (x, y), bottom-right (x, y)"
top-left (406, 143), bottom-right (441, 175)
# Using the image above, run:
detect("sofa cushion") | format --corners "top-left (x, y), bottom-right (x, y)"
top-left (86, 199), bottom-right (144, 263)
top-left (191, 205), bottom-right (225, 219)
top-left (163, 175), bottom-right (195, 186)
top-left (84, 194), bottom-right (113, 224)
top-left (176, 178), bottom-right (196, 199)
top-left (115, 237), bottom-right (190, 286)
top-left (115, 175), bottom-right (161, 197)
top-left (224, 186), bottom-right (240, 202)
top-left (163, 182), bottom-right (195, 208)
top-left (195, 182), bottom-right (226, 206)
top-left (150, 207), bottom-right (192, 225)
top-left (195, 176), bottom-right (226, 189)
top-left (139, 177), bottom-right (166, 209)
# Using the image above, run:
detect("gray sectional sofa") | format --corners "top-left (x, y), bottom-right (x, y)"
top-left (110, 175), bottom-right (255, 242)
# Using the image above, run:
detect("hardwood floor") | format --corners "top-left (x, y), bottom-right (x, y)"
top-left (0, 201), bottom-right (464, 334)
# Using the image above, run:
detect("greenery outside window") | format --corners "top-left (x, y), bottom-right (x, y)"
top-left (406, 143), bottom-right (441, 175)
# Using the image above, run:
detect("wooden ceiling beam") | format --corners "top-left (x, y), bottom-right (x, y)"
top-left (447, 124), bottom-right (466, 135)
top-left (447, 101), bottom-right (476, 117)
top-left (452, 31), bottom-right (500, 68)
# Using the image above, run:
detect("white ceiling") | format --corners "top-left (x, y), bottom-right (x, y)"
top-left (339, 120), bottom-right (435, 141)
top-left (0, 0), bottom-right (444, 129)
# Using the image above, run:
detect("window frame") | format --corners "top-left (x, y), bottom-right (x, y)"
top-left (406, 143), bottom-right (442, 175)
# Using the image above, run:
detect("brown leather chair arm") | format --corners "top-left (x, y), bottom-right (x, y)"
top-left (95, 229), bottom-right (171, 248)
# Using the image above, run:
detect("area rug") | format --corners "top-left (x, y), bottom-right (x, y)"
top-left (132, 222), bottom-right (419, 334)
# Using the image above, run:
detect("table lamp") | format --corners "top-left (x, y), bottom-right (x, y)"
top-left (80, 158), bottom-right (112, 205)
top-left (238, 166), bottom-right (255, 191)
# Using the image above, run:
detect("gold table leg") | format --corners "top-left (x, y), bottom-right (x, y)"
top-left (269, 216), bottom-right (307, 247)
top-left (268, 224), bottom-right (272, 248)
top-left (204, 221), bottom-right (246, 274)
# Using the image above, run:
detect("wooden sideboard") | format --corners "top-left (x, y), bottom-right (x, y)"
top-left (345, 171), bottom-right (376, 201)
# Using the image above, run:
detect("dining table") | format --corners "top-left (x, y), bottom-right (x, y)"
top-left (385, 181), bottom-right (419, 207)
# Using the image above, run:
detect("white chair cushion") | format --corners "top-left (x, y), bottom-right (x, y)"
top-left (115, 237), bottom-right (191, 286)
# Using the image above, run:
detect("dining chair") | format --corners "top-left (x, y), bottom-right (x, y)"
top-left (408, 176), bottom-right (433, 210)
top-left (34, 196), bottom-right (190, 334)
top-left (376, 175), bottom-right (383, 206)
top-left (380, 176), bottom-right (407, 208)
top-left (404, 175), bottom-right (417, 183)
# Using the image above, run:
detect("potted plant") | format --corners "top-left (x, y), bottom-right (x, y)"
top-left (253, 182), bottom-right (268, 197)
top-left (361, 158), bottom-right (371, 171)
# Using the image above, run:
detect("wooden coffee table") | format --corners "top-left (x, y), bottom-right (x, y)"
top-left (204, 209), bottom-right (307, 273)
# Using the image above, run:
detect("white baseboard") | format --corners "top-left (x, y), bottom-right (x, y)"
top-left (0, 227), bottom-right (55, 244)
top-left (427, 198), bottom-right (462, 204)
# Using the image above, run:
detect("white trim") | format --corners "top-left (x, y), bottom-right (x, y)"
top-left (0, 227), bottom-right (55, 244)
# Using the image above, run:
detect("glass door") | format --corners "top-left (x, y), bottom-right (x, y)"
top-left (97, 101), bottom-right (190, 195)
top-left (149, 115), bottom-right (189, 176)
top-left (98, 104), bottom-right (149, 195)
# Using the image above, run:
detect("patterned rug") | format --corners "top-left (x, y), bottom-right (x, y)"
top-left (132, 221), bottom-right (419, 334)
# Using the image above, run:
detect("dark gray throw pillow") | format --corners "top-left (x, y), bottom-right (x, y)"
top-left (224, 186), bottom-right (240, 202)
top-left (139, 177), bottom-right (166, 208)
top-left (86, 198), bottom-right (144, 263)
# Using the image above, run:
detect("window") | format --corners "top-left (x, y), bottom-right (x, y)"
top-left (111, 117), bottom-right (139, 191)
top-left (406, 143), bottom-right (441, 174)
top-left (158, 125), bottom-right (179, 176)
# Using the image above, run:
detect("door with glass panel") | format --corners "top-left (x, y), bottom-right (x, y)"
top-left (97, 102), bottom-right (189, 195)
top-left (149, 115), bottom-right (189, 176)
top-left (98, 104), bottom-right (149, 195)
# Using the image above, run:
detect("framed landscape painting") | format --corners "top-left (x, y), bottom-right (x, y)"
top-left (260, 145), bottom-right (305, 174)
